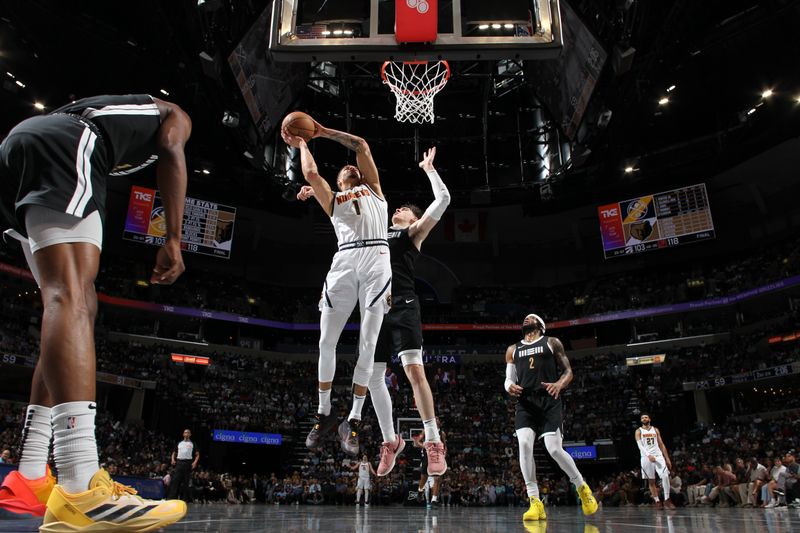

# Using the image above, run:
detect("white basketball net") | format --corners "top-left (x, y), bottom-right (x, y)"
top-left (381, 61), bottom-right (450, 124)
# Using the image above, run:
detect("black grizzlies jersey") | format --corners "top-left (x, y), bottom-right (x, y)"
top-left (513, 336), bottom-right (559, 394)
top-left (52, 94), bottom-right (161, 176)
top-left (387, 227), bottom-right (419, 296)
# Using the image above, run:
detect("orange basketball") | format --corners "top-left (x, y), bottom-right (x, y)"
top-left (282, 111), bottom-right (317, 141)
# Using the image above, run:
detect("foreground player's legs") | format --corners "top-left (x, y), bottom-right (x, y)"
top-left (12, 241), bottom-right (53, 483)
top-left (543, 429), bottom-right (597, 515)
top-left (34, 242), bottom-right (101, 493)
top-left (517, 428), bottom-right (545, 521)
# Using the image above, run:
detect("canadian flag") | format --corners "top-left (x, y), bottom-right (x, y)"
top-left (443, 211), bottom-right (487, 242)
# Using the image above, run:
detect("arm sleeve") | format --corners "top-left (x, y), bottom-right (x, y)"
top-left (422, 169), bottom-right (451, 221)
top-left (504, 363), bottom-right (518, 393)
top-left (636, 438), bottom-right (647, 457)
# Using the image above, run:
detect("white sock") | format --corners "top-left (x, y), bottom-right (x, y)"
top-left (653, 494), bottom-right (660, 502)
top-left (432, 495), bottom-right (438, 502)
top-left (423, 418), bottom-right (440, 443)
top-left (348, 394), bottom-right (366, 422)
top-left (318, 389), bottom-right (331, 416)
top-left (51, 402), bottom-right (99, 493)
top-left (368, 372), bottom-right (397, 443)
top-left (527, 483), bottom-right (540, 499)
top-left (18, 405), bottom-right (52, 480)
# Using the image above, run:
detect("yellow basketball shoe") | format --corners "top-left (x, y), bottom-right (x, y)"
top-left (577, 483), bottom-right (598, 516)
top-left (40, 469), bottom-right (186, 533)
top-left (522, 496), bottom-right (546, 521)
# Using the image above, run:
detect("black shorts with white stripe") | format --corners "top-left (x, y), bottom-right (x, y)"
top-left (0, 113), bottom-right (109, 238)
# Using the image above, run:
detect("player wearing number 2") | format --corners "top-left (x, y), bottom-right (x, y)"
top-left (504, 314), bottom-right (598, 522)
top-left (281, 118), bottom-right (390, 458)
top-left (636, 413), bottom-right (676, 509)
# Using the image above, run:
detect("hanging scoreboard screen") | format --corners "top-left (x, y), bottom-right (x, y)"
top-left (123, 185), bottom-right (236, 259)
top-left (598, 183), bottom-right (715, 259)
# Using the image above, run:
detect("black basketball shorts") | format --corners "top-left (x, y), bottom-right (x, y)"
top-left (514, 394), bottom-right (563, 438)
top-left (374, 295), bottom-right (424, 364)
top-left (0, 113), bottom-right (109, 238)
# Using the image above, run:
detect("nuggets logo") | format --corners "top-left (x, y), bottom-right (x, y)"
top-left (626, 199), bottom-right (649, 220)
top-left (148, 207), bottom-right (167, 236)
top-left (407, 0), bottom-right (430, 14)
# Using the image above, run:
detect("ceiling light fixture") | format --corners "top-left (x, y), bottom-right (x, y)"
top-left (624, 166), bottom-right (635, 173)
top-left (478, 24), bottom-right (489, 30)
top-left (15, 80), bottom-right (25, 88)
top-left (666, 85), bottom-right (676, 92)
top-left (160, 89), bottom-right (169, 96)
top-left (504, 24), bottom-right (514, 29)
top-left (33, 102), bottom-right (44, 110)
top-left (658, 97), bottom-right (669, 105)
top-left (202, 169), bottom-right (211, 175)
top-left (747, 108), bottom-right (757, 115)
top-left (761, 89), bottom-right (773, 99)
top-left (491, 24), bottom-right (502, 29)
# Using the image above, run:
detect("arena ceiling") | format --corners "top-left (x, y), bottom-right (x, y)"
top-left (1, 0), bottom-right (799, 213)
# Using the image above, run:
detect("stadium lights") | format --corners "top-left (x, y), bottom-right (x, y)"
top-left (343, 29), bottom-right (353, 35)
top-left (15, 80), bottom-right (25, 88)
top-left (747, 108), bottom-right (757, 115)
top-left (6, 72), bottom-right (14, 78)
top-left (160, 88), bottom-right (170, 96)
top-left (795, 94), bottom-right (800, 103)
top-left (504, 24), bottom-right (514, 29)
top-left (321, 30), bottom-right (331, 36)
top-left (491, 23), bottom-right (502, 29)
top-left (761, 89), bottom-right (773, 99)
top-left (624, 166), bottom-right (636, 173)
top-left (658, 97), bottom-right (669, 105)
top-left (333, 29), bottom-right (343, 35)
top-left (33, 102), bottom-right (44, 110)
top-left (478, 24), bottom-right (489, 30)
top-left (202, 169), bottom-right (211, 175)
top-left (666, 85), bottom-right (676, 92)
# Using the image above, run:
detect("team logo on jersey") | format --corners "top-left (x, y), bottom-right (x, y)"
top-left (335, 188), bottom-right (371, 205)
top-left (518, 346), bottom-right (544, 357)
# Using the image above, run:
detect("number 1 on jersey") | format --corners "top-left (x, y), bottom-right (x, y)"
top-left (353, 200), bottom-right (361, 215)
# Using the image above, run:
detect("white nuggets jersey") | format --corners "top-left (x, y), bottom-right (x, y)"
top-left (639, 427), bottom-right (661, 457)
top-left (359, 462), bottom-right (371, 480)
top-left (331, 184), bottom-right (388, 246)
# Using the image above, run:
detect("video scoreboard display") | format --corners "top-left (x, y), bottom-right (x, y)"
top-left (598, 183), bottom-right (715, 259)
top-left (123, 185), bottom-right (236, 259)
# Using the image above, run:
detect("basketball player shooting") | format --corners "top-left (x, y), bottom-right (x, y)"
top-left (297, 147), bottom-right (450, 478)
top-left (282, 114), bottom-right (390, 457)
top-left (505, 314), bottom-right (598, 522)
top-left (635, 413), bottom-right (675, 509)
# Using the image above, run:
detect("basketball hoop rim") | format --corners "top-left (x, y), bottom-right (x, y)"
top-left (381, 60), bottom-right (450, 97)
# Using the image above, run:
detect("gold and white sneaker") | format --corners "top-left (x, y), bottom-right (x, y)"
top-left (40, 469), bottom-right (186, 533)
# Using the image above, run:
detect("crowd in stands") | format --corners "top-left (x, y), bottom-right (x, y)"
top-left (51, 235), bottom-right (800, 328)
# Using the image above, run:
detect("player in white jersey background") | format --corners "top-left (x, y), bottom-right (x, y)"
top-left (282, 118), bottom-right (390, 458)
top-left (635, 413), bottom-right (676, 509)
top-left (349, 454), bottom-right (377, 506)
